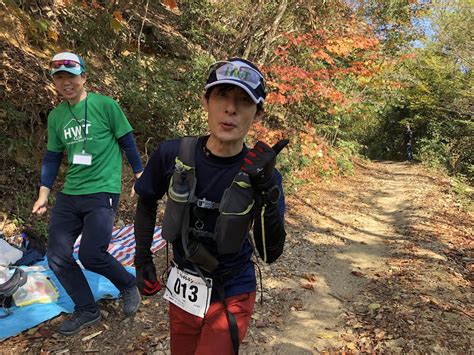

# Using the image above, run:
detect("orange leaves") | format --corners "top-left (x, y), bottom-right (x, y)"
top-left (325, 39), bottom-right (355, 56)
top-left (47, 29), bottom-right (59, 42)
top-left (313, 50), bottom-right (334, 65)
top-left (163, 0), bottom-right (178, 10)
top-left (400, 52), bottom-right (417, 61)
top-left (91, 0), bottom-right (101, 9)
top-left (266, 63), bottom-right (344, 106)
top-left (266, 92), bottom-right (287, 105)
top-left (301, 274), bottom-right (316, 290)
top-left (273, 82), bottom-right (293, 95)
top-left (110, 10), bottom-right (124, 31)
top-left (325, 36), bottom-right (378, 56)
top-left (81, 0), bottom-right (101, 8)
top-left (267, 16), bottom-right (383, 114)
top-left (113, 10), bottom-right (124, 22)
top-left (287, 122), bottom-right (343, 180)
top-left (77, 2), bottom-right (126, 32)
top-left (248, 122), bottom-right (285, 144)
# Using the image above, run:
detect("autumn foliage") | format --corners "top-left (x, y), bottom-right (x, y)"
top-left (266, 16), bottom-right (382, 114)
top-left (246, 12), bottom-right (391, 180)
top-left (249, 121), bottom-right (347, 184)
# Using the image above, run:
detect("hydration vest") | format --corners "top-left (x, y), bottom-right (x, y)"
top-left (161, 136), bottom-right (255, 273)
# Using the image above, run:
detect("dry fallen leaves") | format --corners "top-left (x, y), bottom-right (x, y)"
top-left (81, 331), bottom-right (102, 341)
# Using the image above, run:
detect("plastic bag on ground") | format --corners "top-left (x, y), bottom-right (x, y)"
top-left (12, 272), bottom-right (59, 307)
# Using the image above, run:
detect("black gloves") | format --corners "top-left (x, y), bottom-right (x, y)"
top-left (241, 140), bottom-right (289, 191)
top-left (134, 196), bottom-right (161, 296)
top-left (244, 140), bottom-right (288, 263)
top-left (136, 262), bottom-right (161, 296)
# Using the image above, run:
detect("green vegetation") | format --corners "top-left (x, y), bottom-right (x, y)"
top-left (365, 1), bottom-right (473, 181)
top-left (0, 0), bottom-right (471, 230)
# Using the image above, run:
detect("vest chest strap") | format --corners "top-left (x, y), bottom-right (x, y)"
top-left (195, 198), bottom-right (219, 210)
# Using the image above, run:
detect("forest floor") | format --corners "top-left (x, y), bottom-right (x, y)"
top-left (1, 160), bottom-right (472, 354)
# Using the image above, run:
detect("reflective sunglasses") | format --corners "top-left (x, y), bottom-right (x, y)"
top-left (50, 60), bottom-right (82, 70)
top-left (208, 61), bottom-right (265, 90)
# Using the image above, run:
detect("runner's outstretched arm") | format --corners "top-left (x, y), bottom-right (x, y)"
top-left (252, 183), bottom-right (286, 264)
top-left (134, 196), bottom-right (161, 295)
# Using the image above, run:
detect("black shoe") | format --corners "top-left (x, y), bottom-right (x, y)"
top-left (58, 310), bottom-right (101, 336)
top-left (121, 286), bottom-right (141, 316)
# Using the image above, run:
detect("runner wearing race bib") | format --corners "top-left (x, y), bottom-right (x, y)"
top-left (134, 58), bottom-right (287, 354)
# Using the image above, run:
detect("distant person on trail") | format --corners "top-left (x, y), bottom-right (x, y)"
top-left (404, 124), bottom-right (413, 161)
top-left (32, 52), bottom-right (143, 335)
top-left (133, 58), bottom-right (288, 354)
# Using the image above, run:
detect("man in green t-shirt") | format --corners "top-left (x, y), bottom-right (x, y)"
top-left (32, 52), bottom-right (143, 335)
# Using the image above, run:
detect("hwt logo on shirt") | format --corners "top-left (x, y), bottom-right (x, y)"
top-left (63, 119), bottom-right (91, 145)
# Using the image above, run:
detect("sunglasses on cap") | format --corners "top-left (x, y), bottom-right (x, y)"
top-left (50, 60), bottom-right (82, 70)
top-left (208, 61), bottom-right (265, 90)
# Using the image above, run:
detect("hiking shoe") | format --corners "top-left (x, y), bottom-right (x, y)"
top-left (58, 310), bottom-right (101, 336)
top-left (121, 286), bottom-right (141, 316)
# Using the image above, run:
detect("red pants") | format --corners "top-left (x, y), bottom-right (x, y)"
top-left (169, 291), bottom-right (256, 355)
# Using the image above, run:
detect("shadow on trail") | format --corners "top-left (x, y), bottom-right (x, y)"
top-left (271, 343), bottom-right (314, 354)
top-left (342, 164), bottom-right (472, 351)
top-left (267, 161), bottom-right (472, 352)
top-left (287, 194), bottom-right (406, 242)
top-left (354, 160), bottom-right (439, 183)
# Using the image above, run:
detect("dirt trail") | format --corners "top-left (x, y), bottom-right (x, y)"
top-left (241, 160), bottom-right (472, 353)
top-left (2, 161), bottom-right (472, 354)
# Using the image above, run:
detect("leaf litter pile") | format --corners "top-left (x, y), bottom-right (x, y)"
top-left (2, 161), bottom-right (472, 353)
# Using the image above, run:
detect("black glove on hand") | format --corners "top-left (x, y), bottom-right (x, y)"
top-left (241, 139), bottom-right (289, 190)
top-left (136, 262), bottom-right (161, 296)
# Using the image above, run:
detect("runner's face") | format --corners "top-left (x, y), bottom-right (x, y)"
top-left (204, 86), bottom-right (260, 147)
top-left (52, 72), bottom-right (86, 104)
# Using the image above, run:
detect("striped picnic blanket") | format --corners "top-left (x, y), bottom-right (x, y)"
top-left (73, 225), bottom-right (165, 266)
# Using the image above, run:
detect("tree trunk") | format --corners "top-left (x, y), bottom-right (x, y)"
top-left (258, 0), bottom-right (288, 65)
top-left (230, 0), bottom-right (264, 56)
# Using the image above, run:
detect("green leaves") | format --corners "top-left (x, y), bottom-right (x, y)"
top-left (34, 19), bottom-right (49, 32)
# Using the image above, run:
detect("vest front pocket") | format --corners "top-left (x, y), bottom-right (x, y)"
top-left (214, 173), bottom-right (255, 254)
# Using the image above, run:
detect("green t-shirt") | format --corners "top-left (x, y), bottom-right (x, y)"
top-left (47, 92), bottom-right (133, 195)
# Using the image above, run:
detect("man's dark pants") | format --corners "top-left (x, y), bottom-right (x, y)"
top-left (47, 192), bottom-right (136, 313)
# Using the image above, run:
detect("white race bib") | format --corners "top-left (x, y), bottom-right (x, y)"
top-left (163, 265), bottom-right (212, 318)
top-left (72, 152), bottom-right (92, 165)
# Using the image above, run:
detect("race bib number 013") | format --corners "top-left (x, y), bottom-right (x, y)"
top-left (163, 266), bottom-right (212, 318)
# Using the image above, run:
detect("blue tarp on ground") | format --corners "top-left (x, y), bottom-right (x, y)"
top-left (0, 258), bottom-right (135, 341)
